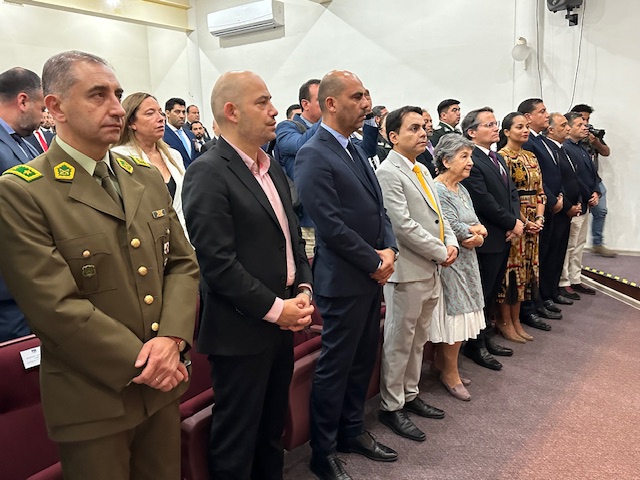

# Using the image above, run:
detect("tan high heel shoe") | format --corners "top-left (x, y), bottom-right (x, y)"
top-left (496, 320), bottom-right (527, 344)
top-left (513, 319), bottom-right (534, 341)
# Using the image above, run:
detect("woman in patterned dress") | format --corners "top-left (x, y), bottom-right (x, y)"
top-left (495, 113), bottom-right (546, 343)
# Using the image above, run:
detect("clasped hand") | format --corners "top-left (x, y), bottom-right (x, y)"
top-left (132, 337), bottom-right (188, 392)
top-left (370, 248), bottom-right (395, 285)
top-left (276, 293), bottom-right (314, 332)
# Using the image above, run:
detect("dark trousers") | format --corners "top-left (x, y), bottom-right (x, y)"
top-left (470, 248), bottom-right (510, 345)
top-left (207, 332), bottom-right (293, 480)
top-left (540, 212), bottom-right (571, 299)
top-left (310, 289), bottom-right (382, 456)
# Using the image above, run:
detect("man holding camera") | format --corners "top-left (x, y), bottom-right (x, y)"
top-left (570, 104), bottom-right (614, 258)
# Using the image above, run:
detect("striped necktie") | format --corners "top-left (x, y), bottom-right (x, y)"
top-left (412, 164), bottom-right (444, 241)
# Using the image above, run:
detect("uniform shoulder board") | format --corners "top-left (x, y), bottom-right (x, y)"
top-left (130, 156), bottom-right (150, 168)
top-left (116, 157), bottom-right (134, 174)
top-left (3, 164), bottom-right (43, 182)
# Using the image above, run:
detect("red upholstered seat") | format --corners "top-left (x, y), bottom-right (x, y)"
top-left (0, 335), bottom-right (62, 480)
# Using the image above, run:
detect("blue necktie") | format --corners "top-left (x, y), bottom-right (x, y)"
top-left (177, 128), bottom-right (191, 156)
top-left (11, 133), bottom-right (36, 161)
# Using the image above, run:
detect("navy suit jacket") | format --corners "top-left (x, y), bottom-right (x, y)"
top-left (461, 147), bottom-right (520, 254)
top-left (544, 138), bottom-right (592, 215)
top-left (163, 125), bottom-right (199, 169)
top-left (563, 139), bottom-right (600, 196)
top-left (523, 132), bottom-right (563, 211)
top-left (295, 126), bottom-right (396, 297)
top-left (0, 123), bottom-right (33, 341)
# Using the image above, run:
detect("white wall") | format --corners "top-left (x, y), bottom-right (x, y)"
top-left (1, 0), bottom-right (637, 251)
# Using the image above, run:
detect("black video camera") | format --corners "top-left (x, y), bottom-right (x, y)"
top-left (587, 124), bottom-right (605, 140)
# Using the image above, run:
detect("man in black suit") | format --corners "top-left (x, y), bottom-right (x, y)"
top-left (200, 119), bottom-right (220, 153)
top-left (185, 104), bottom-right (211, 140)
top-left (163, 97), bottom-right (199, 168)
top-left (296, 71), bottom-right (399, 480)
top-left (416, 108), bottom-right (437, 177)
top-left (460, 107), bottom-right (522, 371)
top-left (518, 98), bottom-right (563, 328)
top-left (182, 71), bottom-right (314, 480)
top-left (430, 99), bottom-right (462, 147)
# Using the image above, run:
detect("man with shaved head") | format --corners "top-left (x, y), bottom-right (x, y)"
top-left (296, 71), bottom-right (398, 479)
top-left (183, 71), bottom-right (314, 479)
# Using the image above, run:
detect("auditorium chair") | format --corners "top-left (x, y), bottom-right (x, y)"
top-left (0, 335), bottom-right (62, 480)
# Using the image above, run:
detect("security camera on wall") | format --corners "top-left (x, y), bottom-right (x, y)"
top-left (547, 0), bottom-right (584, 26)
top-left (547, 0), bottom-right (583, 12)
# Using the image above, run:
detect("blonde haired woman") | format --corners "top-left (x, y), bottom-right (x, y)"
top-left (112, 92), bottom-right (188, 237)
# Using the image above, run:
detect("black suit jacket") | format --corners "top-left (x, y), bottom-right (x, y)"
top-left (544, 139), bottom-right (592, 215)
top-left (524, 133), bottom-right (562, 211)
top-left (183, 137), bottom-right (312, 356)
top-left (416, 149), bottom-right (436, 178)
top-left (295, 126), bottom-right (396, 297)
top-left (200, 136), bottom-right (217, 153)
top-left (461, 147), bottom-right (520, 254)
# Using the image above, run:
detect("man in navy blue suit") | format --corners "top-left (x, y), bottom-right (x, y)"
top-left (163, 97), bottom-right (199, 168)
top-left (0, 66), bottom-right (44, 342)
top-left (296, 71), bottom-right (398, 480)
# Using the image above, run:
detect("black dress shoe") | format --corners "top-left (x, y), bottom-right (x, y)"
top-left (379, 410), bottom-right (426, 442)
top-left (559, 286), bottom-right (580, 301)
top-left (521, 313), bottom-right (551, 331)
top-left (310, 454), bottom-right (353, 480)
top-left (485, 337), bottom-right (513, 357)
top-left (552, 295), bottom-right (573, 305)
top-left (537, 306), bottom-right (562, 320)
top-left (336, 431), bottom-right (398, 462)
top-left (543, 299), bottom-right (562, 312)
top-left (571, 283), bottom-right (596, 295)
top-left (463, 345), bottom-right (502, 370)
top-left (403, 397), bottom-right (445, 419)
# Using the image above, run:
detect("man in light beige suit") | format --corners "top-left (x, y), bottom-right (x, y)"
top-left (376, 106), bottom-right (458, 443)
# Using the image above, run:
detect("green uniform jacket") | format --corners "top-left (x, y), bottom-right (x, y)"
top-left (0, 140), bottom-right (199, 442)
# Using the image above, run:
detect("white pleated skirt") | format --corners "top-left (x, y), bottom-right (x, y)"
top-left (427, 296), bottom-right (486, 345)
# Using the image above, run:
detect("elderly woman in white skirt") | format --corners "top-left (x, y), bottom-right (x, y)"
top-left (429, 135), bottom-right (487, 401)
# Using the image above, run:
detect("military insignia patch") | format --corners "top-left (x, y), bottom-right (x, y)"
top-left (152, 209), bottom-right (166, 219)
top-left (3, 164), bottom-right (43, 182)
top-left (131, 156), bottom-right (150, 167)
top-left (53, 162), bottom-right (75, 181)
top-left (116, 157), bottom-right (134, 174)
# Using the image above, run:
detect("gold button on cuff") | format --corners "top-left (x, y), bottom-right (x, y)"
top-left (138, 266), bottom-right (148, 276)
top-left (151, 322), bottom-right (159, 332)
top-left (130, 238), bottom-right (141, 248)
top-left (82, 250), bottom-right (91, 258)
top-left (144, 295), bottom-right (154, 305)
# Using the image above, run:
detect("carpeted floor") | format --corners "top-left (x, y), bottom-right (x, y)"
top-left (582, 252), bottom-right (640, 285)
top-left (283, 289), bottom-right (640, 480)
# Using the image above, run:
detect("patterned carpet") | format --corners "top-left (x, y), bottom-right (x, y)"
top-left (283, 288), bottom-right (640, 479)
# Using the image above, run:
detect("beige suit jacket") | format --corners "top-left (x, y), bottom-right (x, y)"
top-left (376, 149), bottom-right (458, 283)
top-left (0, 139), bottom-right (199, 441)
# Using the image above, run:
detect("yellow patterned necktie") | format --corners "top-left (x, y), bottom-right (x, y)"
top-left (412, 164), bottom-right (444, 241)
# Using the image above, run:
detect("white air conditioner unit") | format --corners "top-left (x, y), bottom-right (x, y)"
top-left (208, 1), bottom-right (284, 37)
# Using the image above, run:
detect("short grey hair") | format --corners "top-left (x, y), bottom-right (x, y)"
top-left (433, 134), bottom-right (475, 173)
top-left (42, 50), bottom-right (110, 98)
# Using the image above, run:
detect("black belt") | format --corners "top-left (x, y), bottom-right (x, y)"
top-left (284, 286), bottom-right (294, 299)
top-left (518, 190), bottom-right (537, 196)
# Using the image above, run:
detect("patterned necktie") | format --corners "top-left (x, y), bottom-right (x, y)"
top-left (488, 150), bottom-right (508, 185)
top-left (94, 161), bottom-right (123, 210)
top-left (10, 133), bottom-right (36, 161)
top-left (426, 140), bottom-right (435, 157)
top-left (412, 164), bottom-right (444, 241)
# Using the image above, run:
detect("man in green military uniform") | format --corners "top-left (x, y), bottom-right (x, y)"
top-left (0, 51), bottom-right (199, 480)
